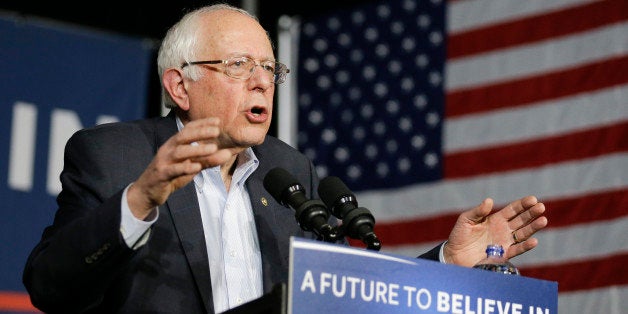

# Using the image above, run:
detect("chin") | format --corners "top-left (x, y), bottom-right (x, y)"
top-left (229, 125), bottom-right (268, 148)
top-left (237, 133), bottom-right (267, 148)
top-left (249, 135), bottom-right (266, 146)
top-left (248, 127), bottom-right (269, 143)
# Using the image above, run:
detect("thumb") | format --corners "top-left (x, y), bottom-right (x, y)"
top-left (462, 198), bottom-right (494, 224)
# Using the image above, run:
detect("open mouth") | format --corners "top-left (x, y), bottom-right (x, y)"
top-left (251, 106), bottom-right (265, 116)
top-left (246, 106), bottom-right (268, 123)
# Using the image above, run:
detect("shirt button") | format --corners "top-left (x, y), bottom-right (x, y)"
top-left (229, 250), bottom-right (236, 257)
top-left (236, 297), bottom-right (243, 304)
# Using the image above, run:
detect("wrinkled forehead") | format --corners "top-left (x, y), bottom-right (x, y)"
top-left (196, 10), bottom-right (274, 60)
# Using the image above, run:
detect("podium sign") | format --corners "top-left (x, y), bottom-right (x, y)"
top-left (288, 237), bottom-right (557, 314)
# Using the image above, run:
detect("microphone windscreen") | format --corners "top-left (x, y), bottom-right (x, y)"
top-left (318, 176), bottom-right (353, 207)
top-left (263, 167), bottom-right (300, 201)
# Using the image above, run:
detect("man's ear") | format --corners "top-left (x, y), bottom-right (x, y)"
top-left (162, 68), bottom-right (190, 110)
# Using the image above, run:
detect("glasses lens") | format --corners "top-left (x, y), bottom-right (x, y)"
top-left (259, 60), bottom-right (285, 84)
top-left (225, 57), bottom-right (289, 84)
top-left (225, 57), bottom-right (254, 79)
top-left (260, 61), bottom-right (276, 74)
top-left (272, 62), bottom-right (289, 84)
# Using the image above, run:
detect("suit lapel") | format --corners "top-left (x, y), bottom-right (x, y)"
top-left (154, 114), bottom-right (214, 313)
top-left (164, 186), bottom-right (212, 312)
top-left (247, 162), bottom-right (296, 293)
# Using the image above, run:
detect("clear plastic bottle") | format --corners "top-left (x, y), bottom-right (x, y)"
top-left (473, 244), bottom-right (520, 275)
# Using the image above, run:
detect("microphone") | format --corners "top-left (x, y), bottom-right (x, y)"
top-left (318, 176), bottom-right (381, 251)
top-left (263, 167), bottom-right (339, 243)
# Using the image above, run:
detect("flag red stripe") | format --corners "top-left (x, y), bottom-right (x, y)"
top-left (520, 252), bottom-right (628, 292)
top-left (543, 188), bottom-right (628, 228)
top-left (0, 292), bottom-right (38, 312)
top-left (441, 0), bottom-right (626, 304)
top-left (448, 0), bottom-right (628, 59)
top-left (373, 189), bottom-right (628, 245)
top-left (444, 121), bottom-right (628, 178)
top-left (446, 56), bottom-right (628, 117)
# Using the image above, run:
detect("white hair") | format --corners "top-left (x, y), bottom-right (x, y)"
top-left (156, 4), bottom-right (267, 109)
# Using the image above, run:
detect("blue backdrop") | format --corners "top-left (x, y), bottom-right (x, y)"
top-left (0, 13), bottom-right (154, 309)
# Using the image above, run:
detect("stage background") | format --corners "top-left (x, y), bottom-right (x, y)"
top-left (0, 13), bottom-right (154, 312)
top-left (1, 1), bottom-right (626, 313)
top-left (280, 0), bottom-right (627, 314)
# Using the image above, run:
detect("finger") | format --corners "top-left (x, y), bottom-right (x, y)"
top-left (194, 148), bottom-right (235, 169)
top-left (168, 161), bottom-right (203, 180)
top-left (174, 119), bottom-right (222, 145)
top-left (149, 158), bottom-right (203, 182)
top-left (171, 142), bottom-right (221, 162)
top-left (509, 201), bottom-right (546, 231)
top-left (496, 195), bottom-right (538, 221)
top-left (507, 237), bottom-right (539, 259)
top-left (461, 198), bottom-right (493, 224)
top-left (520, 195), bottom-right (539, 208)
top-left (512, 214), bottom-right (548, 244)
top-left (176, 126), bottom-right (220, 145)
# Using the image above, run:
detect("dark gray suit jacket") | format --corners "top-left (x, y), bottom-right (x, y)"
top-left (23, 114), bottom-right (440, 313)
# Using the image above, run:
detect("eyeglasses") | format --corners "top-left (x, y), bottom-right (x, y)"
top-left (181, 56), bottom-right (290, 85)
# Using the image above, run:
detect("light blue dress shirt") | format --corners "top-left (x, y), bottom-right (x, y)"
top-left (193, 147), bottom-right (262, 312)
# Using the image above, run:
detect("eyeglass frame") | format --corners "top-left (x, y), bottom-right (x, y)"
top-left (180, 56), bottom-right (290, 85)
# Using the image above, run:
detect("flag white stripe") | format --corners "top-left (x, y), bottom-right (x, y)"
top-left (381, 217), bottom-right (628, 268)
top-left (516, 216), bottom-right (628, 266)
top-left (447, 0), bottom-right (598, 34)
top-left (558, 286), bottom-right (628, 314)
top-left (359, 153), bottom-right (628, 221)
top-left (444, 5), bottom-right (627, 311)
top-left (444, 85), bottom-right (628, 153)
top-left (287, 1), bottom-right (622, 312)
top-left (445, 22), bottom-right (628, 91)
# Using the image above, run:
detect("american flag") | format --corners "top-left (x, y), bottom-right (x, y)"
top-left (279, 0), bottom-right (628, 313)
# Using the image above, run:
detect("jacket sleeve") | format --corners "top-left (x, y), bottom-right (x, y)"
top-left (417, 243), bottom-right (443, 262)
top-left (22, 125), bottom-right (143, 313)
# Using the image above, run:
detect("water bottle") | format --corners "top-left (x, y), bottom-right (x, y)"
top-left (473, 244), bottom-right (520, 275)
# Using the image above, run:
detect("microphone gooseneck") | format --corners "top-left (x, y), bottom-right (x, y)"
top-left (318, 176), bottom-right (381, 251)
top-left (263, 167), bottom-right (339, 243)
